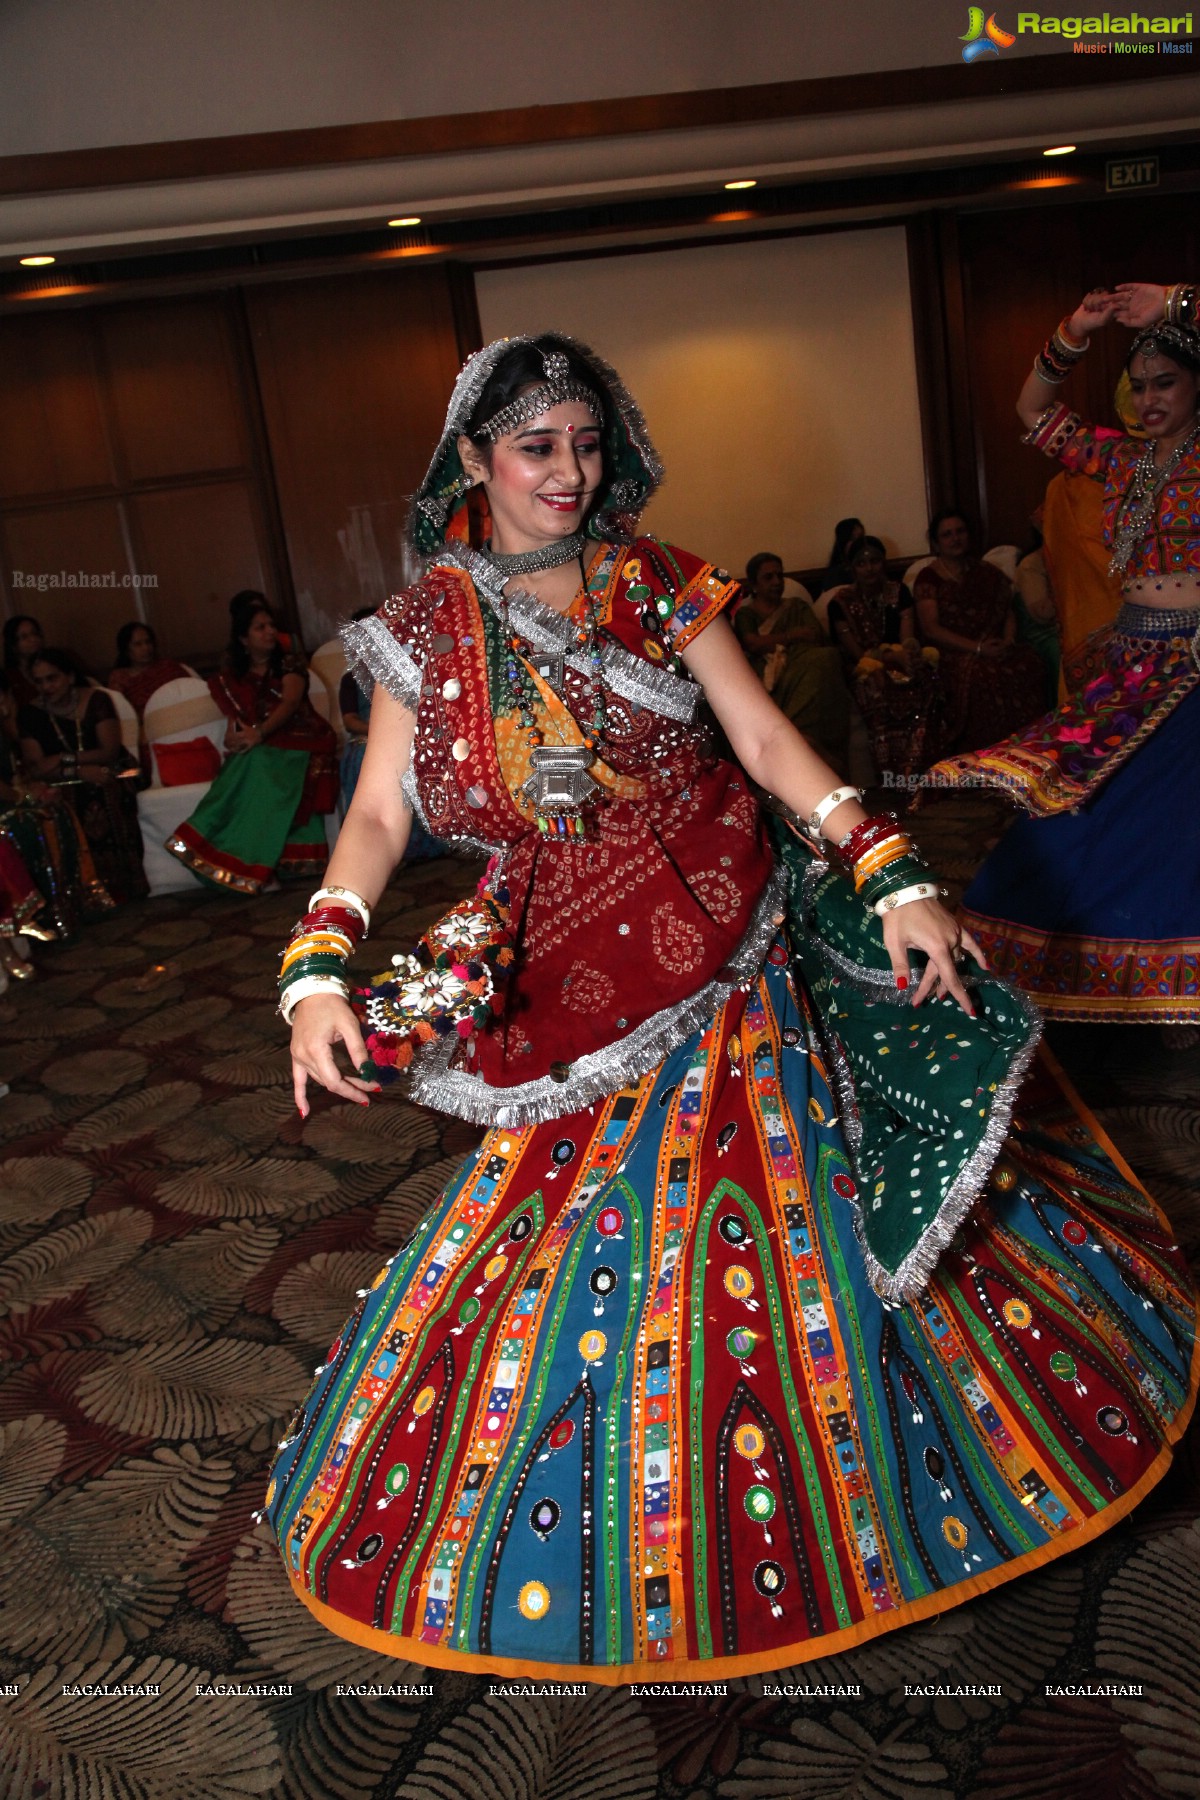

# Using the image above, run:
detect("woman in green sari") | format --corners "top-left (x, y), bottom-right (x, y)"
top-left (733, 551), bottom-right (851, 772)
top-left (167, 595), bottom-right (337, 894)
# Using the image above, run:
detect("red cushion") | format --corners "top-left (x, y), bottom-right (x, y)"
top-left (153, 737), bottom-right (221, 787)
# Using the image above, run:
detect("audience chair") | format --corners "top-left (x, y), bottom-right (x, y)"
top-left (138, 677), bottom-right (228, 896)
top-left (310, 638), bottom-right (348, 739)
top-left (99, 687), bottom-right (140, 758)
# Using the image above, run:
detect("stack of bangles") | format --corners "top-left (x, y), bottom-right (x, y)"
top-left (1165, 283), bottom-right (1197, 330)
top-left (1033, 319), bottom-right (1088, 386)
top-left (805, 788), bottom-right (942, 915)
top-left (278, 885), bottom-right (372, 1024)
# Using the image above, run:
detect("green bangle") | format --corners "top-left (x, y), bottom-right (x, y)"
top-left (278, 955), bottom-right (348, 990)
top-left (858, 855), bottom-right (933, 908)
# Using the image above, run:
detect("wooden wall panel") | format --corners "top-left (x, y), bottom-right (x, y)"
top-left (0, 311), bottom-right (114, 498)
top-left (244, 268), bottom-right (469, 648)
top-left (98, 298), bottom-right (248, 482)
top-left (0, 500), bottom-right (134, 676)
top-left (127, 481), bottom-right (271, 667)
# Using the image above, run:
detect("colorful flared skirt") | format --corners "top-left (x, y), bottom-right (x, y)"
top-left (961, 685), bottom-right (1200, 1023)
top-left (265, 945), bottom-right (1197, 1681)
top-left (166, 744), bottom-right (328, 895)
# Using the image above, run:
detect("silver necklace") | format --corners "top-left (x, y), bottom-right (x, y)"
top-left (1110, 417), bottom-right (1200, 574)
top-left (484, 532), bottom-right (587, 578)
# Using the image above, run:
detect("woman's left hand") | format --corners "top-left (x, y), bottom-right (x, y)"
top-left (1112, 282), bottom-right (1168, 330)
top-left (882, 898), bottom-right (986, 1016)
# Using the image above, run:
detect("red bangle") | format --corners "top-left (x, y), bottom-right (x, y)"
top-left (838, 813), bottom-right (902, 863)
top-left (290, 905), bottom-right (365, 947)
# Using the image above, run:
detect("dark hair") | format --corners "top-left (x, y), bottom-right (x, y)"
top-left (465, 335), bottom-right (612, 449)
top-left (745, 552), bottom-right (784, 590)
top-left (114, 619), bottom-right (158, 668)
top-left (3, 614), bottom-right (43, 669)
top-left (825, 518), bottom-right (864, 569)
top-left (29, 646), bottom-right (78, 681)
top-left (927, 509), bottom-right (972, 551)
top-left (849, 535), bottom-right (888, 567)
top-left (227, 593), bottom-right (280, 680)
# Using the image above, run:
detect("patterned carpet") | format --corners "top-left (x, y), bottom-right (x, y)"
top-left (0, 798), bottom-right (1196, 1800)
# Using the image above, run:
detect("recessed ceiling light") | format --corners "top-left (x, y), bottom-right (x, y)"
top-left (1042, 145), bottom-right (1076, 157)
top-left (724, 179), bottom-right (757, 191)
top-left (19, 253), bottom-right (55, 266)
top-left (387, 216), bottom-right (422, 227)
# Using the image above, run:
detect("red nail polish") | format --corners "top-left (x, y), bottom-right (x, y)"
top-left (896, 975), bottom-right (909, 991)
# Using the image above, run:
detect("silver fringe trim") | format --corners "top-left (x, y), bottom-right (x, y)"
top-left (440, 544), bottom-right (700, 726)
top-left (400, 764), bottom-right (431, 834)
top-left (342, 616), bottom-right (422, 712)
top-left (793, 858), bottom-right (1044, 1302)
top-left (404, 863), bottom-right (787, 1127)
top-left (856, 995), bottom-right (1042, 1305)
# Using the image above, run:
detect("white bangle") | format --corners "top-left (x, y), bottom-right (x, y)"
top-left (308, 885), bottom-right (372, 934)
top-left (280, 973), bottom-right (350, 1024)
top-left (874, 881), bottom-right (941, 916)
top-left (807, 786), bottom-right (862, 836)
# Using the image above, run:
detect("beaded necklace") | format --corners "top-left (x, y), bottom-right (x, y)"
top-left (1110, 417), bottom-right (1200, 575)
top-left (491, 551), bottom-right (610, 752)
top-left (487, 549), bottom-right (610, 837)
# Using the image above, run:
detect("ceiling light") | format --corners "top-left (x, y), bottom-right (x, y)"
top-left (723, 179), bottom-right (757, 191)
top-left (19, 254), bottom-right (55, 266)
top-left (387, 216), bottom-right (422, 227)
top-left (1042, 145), bottom-right (1076, 157)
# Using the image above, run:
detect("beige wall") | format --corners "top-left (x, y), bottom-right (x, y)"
top-left (476, 228), bottom-right (929, 577)
top-left (0, 2), bottom-right (1061, 159)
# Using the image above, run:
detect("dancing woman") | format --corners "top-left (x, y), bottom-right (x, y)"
top-left (265, 335), bottom-right (1196, 1682)
top-left (932, 282), bottom-right (1200, 1023)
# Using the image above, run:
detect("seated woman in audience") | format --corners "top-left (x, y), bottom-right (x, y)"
top-left (826, 536), bottom-right (941, 778)
top-left (913, 511), bottom-right (1045, 752)
top-left (0, 835), bottom-right (42, 983)
top-left (0, 672), bottom-right (113, 938)
top-left (734, 550), bottom-right (850, 772)
top-left (166, 593), bottom-right (337, 894)
top-left (17, 649), bottom-right (147, 906)
top-left (3, 615), bottom-right (45, 710)
top-left (107, 620), bottom-right (193, 718)
top-left (815, 516), bottom-right (865, 595)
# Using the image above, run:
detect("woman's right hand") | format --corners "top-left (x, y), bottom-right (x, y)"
top-left (1066, 289), bottom-right (1121, 341)
top-left (290, 993), bottom-right (380, 1118)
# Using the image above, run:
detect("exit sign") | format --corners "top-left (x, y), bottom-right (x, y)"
top-left (1106, 155), bottom-right (1159, 193)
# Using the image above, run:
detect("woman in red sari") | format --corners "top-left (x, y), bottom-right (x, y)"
top-left (166, 596), bottom-right (337, 894)
top-left (107, 621), bottom-right (193, 718)
top-left (914, 512), bottom-right (1045, 753)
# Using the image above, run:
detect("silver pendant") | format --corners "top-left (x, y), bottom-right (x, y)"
top-left (523, 744), bottom-right (598, 811)
top-left (529, 651), bottom-right (565, 691)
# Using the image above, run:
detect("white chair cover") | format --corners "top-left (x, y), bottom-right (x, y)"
top-left (139, 678), bottom-right (227, 896)
top-left (983, 544), bottom-right (1020, 584)
top-left (97, 687), bottom-right (139, 757)
top-left (310, 638), bottom-right (348, 738)
top-left (143, 678), bottom-right (226, 787)
top-left (903, 556), bottom-right (936, 592)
